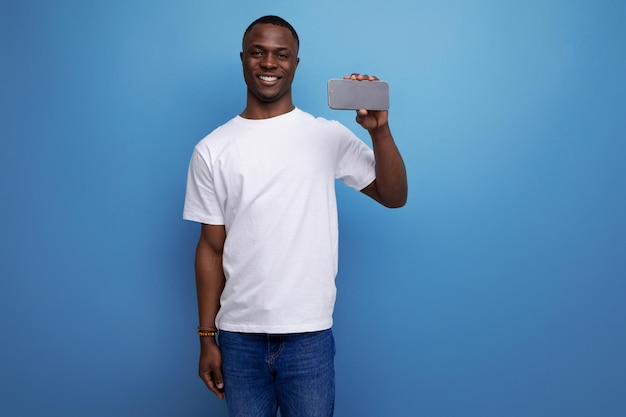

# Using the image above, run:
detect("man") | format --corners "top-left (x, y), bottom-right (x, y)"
top-left (183, 15), bottom-right (407, 417)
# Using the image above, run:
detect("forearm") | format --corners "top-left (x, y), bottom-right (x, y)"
top-left (194, 229), bottom-right (225, 330)
top-left (368, 123), bottom-right (408, 207)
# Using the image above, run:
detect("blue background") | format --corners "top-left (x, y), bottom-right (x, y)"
top-left (2, 1), bottom-right (625, 416)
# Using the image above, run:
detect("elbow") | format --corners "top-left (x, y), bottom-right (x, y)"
top-left (380, 190), bottom-right (408, 208)
top-left (362, 180), bottom-right (408, 208)
top-left (383, 198), bottom-right (407, 209)
top-left (390, 201), bottom-right (407, 209)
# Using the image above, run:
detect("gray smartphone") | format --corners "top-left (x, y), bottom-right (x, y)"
top-left (327, 78), bottom-right (390, 110)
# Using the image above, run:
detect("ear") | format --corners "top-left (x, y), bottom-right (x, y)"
top-left (240, 52), bottom-right (244, 62)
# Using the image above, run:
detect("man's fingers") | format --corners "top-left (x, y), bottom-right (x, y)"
top-left (213, 369), bottom-right (225, 390)
top-left (346, 73), bottom-right (379, 81)
top-left (201, 371), bottom-right (225, 400)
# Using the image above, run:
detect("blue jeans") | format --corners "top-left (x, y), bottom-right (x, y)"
top-left (219, 329), bottom-right (336, 417)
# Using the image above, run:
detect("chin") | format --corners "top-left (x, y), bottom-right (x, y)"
top-left (254, 91), bottom-right (285, 103)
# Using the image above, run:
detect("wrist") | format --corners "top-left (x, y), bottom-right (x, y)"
top-left (200, 335), bottom-right (219, 348)
top-left (368, 122), bottom-right (391, 138)
top-left (197, 325), bottom-right (218, 338)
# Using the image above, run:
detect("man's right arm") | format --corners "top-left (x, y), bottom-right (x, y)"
top-left (195, 223), bottom-right (226, 400)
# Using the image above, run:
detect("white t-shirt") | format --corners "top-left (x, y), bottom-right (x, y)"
top-left (183, 108), bottom-right (375, 333)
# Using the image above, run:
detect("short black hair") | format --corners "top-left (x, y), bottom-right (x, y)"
top-left (242, 15), bottom-right (300, 54)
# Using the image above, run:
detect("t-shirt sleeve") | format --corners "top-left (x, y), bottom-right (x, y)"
top-left (182, 148), bottom-right (225, 225)
top-left (334, 124), bottom-right (376, 191)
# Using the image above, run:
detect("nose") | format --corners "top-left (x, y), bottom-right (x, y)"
top-left (260, 53), bottom-right (278, 69)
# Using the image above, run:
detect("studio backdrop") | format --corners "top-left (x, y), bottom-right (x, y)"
top-left (1, 1), bottom-right (624, 416)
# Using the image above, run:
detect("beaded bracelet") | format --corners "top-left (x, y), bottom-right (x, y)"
top-left (197, 325), bottom-right (218, 337)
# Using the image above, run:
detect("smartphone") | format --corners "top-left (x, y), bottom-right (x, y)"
top-left (327, 78), bottom-right (390, 110)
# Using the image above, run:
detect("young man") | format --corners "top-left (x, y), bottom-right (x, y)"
top-left (183, 15), bottom-right (407, 417)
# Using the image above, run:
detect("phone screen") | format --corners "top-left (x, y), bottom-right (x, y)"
top-left (327, 79), bottom-right (389, 110)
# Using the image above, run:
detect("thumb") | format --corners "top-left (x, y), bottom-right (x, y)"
top-left (356, 109), bottom-right (367, 123)
top-left (213, 369), bottom-right (224, 389)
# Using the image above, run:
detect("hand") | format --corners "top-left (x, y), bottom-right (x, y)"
top-left (343, 73), bottom-right (389, 131)
top-left (199, 338), bottom-right (225, 400)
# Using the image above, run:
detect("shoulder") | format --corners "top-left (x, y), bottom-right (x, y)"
top-left (193, 116), bottom-right (241, 154)
top-left (294, 108), bottom-right (350, 133)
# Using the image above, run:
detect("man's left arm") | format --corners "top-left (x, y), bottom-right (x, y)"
top-left (358, 112), bottom-right (408, 208)
top-left (343, 74), bottom-right (407, 207)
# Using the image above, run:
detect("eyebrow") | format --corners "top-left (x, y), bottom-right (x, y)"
top-left (248, 44), bottom-right (292, 52)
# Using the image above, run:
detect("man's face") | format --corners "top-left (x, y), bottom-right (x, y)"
top-left (240, 23), bottom-right (300, 104)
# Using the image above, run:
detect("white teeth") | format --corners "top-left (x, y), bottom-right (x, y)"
top-left (259, 75), bottom-right (278, 81)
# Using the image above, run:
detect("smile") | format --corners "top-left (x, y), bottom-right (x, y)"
top-left (258, 75), bottom-right (279, 82)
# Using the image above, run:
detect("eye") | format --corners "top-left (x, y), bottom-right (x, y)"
top-left (277, 53), bottom-right (289, 59)
top-left (250, 50), bottom-right (263, 57)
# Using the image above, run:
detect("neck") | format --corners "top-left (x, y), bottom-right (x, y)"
top-left (240, 93), bottom-right (295, 120)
